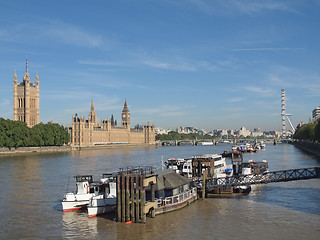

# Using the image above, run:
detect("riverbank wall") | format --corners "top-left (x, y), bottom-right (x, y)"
top-left (0, 143), bottom-right (155, 156)
top-left (293, 141), bottom-right (320, 158)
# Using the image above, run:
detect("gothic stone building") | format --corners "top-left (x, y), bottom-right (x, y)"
top-left (13, 67), bottom-right (39, 128)
top-left (69, 100), bottom-right (155, 146)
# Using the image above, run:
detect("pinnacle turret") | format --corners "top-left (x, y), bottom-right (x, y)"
top-left (13, 70), bottom-right (17, 84)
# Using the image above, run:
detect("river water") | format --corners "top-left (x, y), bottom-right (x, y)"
top-left (0, 143), bottom-right (319, 240)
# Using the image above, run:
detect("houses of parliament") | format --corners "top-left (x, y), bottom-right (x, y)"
top-left (13, 61), bottom-right (155, 146)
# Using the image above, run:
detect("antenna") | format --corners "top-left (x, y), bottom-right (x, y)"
top-left (26, 56), bottom-right (28, 73)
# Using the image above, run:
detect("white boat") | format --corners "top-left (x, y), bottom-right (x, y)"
top-left (62, 175), bottom-right (98, 212)
top-left (165, 158), bottom-right (193, 178)
top-left (87, 174), bottom-right (117, 218)
top-left (199, 142), bottom-right (214, 146)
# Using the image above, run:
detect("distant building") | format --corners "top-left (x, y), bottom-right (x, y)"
top-left (69, 100), bottom-right (155, 147)
top-left (217, 129), bottom-right (228, 137)
top-left (312, 106), bottom-right (320, 122)
top-left (227, 130), bottom-right (235, 136)
top-left (263, 131), bottom-right (281, 138)
top-left (13, 60), bottom-right (39, 127)
top-left (177, 126), bottom-right (197, 134)
top-left (251, 128), bottom-right (263, 137)
top-left (236, 127), bottom-right (251, 137)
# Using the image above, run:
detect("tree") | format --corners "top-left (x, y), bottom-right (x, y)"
top-left (0, 118), bottom-right (70, 148)
top-left (314, 119), bottom-right (320, 141)
top-left (294, 123), bottom-right (315, 140)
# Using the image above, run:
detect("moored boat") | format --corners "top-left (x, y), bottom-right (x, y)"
top-left (221, 150), bottom-right (242, 158)
top-left (145, 170), bottom-right (197, 216)
top-left (61, 175), bottom-right (98, 212)
top-left (87, 173), bottom-right (117, 218)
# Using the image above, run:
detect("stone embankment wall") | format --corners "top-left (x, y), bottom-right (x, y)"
top-left (0, 143), bottom-right (155, 155)
top-left (0, 146), bottom-right (72, 155)
top-left (293, 141), bottom-right (320, 158)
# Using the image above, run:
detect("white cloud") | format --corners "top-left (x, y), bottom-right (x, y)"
top-left (142, 60), bottom-right (196, 71)
top-left (42, 22), bottom-right (102, 48)
top-left (232, 47), bottom-right (302, 51)
top-left (135, 104), bottom-right (195, 117)
top-left (0, 20), bottom-right (104, 48)
top-left (244, 86), bottom-right (276, 97)
top-left (227, 97), bottom-right (246, 103)
top-left (78, 60), bottom-right (125, 67)
top-left (186, 0), bottom-right (295, 15)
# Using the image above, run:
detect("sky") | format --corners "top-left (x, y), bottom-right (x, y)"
top-left (0, 0), bottom-right (319, 132)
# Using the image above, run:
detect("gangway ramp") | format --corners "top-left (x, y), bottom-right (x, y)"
top-left (206, 167), bottom-right (320, 190)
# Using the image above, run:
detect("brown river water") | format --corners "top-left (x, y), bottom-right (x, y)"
top-left (0, 143), bottom-right (319, 239)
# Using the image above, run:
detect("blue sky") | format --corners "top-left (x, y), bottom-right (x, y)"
top-left (0, 0), bottom-right (319, 131)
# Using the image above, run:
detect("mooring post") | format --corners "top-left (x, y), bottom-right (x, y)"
top-left (135, 175), bottom-right (140, 223)
top-left (202, 170), bottom-right (207, 199)
top-left (116, 175), bottom-right (121, 222)
top-left (140, 175), bottom-right (146, 223)
top-left (125, 175), bottom-right (130, 222)
top-left (130, 175), bottom-right (135, 222)
top-left (121, 174), bottom-right (126, 222)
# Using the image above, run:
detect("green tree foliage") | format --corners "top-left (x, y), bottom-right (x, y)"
top-left (0, 118), bottom-right (70, 149)
top-left (314, 119), bottom-right (320, 141)
top-left (293, 120), bottom-right (319, 141)
top-left (156, 131), bottom-right (213, 141)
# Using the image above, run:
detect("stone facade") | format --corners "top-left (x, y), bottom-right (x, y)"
top-left (13, 63), bottom-right (39, 128)
top-left (69, 100), bottom-right (155, 146)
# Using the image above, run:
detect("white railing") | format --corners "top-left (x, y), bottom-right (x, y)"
top-left (156, 187), bottom-right (197, 208)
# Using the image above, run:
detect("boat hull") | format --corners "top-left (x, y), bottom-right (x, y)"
top-left (87, 196), bottom-right (117, 217)
top-left (207, 186), bottom-right (251, 195)
top-left (87, 205), bottom-right (116, 217)
top-left (61, 192), bottom-right (95, 212)
top-left (155, 189), bottom-right (197, 215)
top-left (61, 200), bottom-right (89, 212)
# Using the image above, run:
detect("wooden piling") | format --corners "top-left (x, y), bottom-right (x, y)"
top-left (116, 175), bottom-right (121, 222)
top-left (121, 174), bottom-right (126, 222)
top-left (116, 168), bottom-right (155, 223)
top-left (135, 175), bottom-right (140, 223)
top-left (202, 170), bottom-right (207, 199)
top-left (130, 176), bottom-right (135, 222)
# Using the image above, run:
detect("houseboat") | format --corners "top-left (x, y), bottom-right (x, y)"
top-left (145, 170), bottom-right (197, 215)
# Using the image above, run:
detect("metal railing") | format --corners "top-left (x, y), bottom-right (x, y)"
top-left (206, 167), bottom-right (320, 190)
top-left (118, 166), bottom-right (154, 175)
top-left (156, 187), bottom-right (197, 208)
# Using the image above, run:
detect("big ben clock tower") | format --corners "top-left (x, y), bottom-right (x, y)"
top-left (121, 99), bottom-right (130, 130)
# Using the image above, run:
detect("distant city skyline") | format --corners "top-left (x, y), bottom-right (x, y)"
top-left (0, 1), bottom-right (319, 131)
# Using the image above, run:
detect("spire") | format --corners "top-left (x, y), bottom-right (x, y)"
top-left (122, 99), bottom-right (129, 112)
top-left (91, 99), bottom-right (95, 112)
top-left (23, 57), bottom-right (30, 81)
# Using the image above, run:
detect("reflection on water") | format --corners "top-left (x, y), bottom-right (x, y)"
top-left (0, 144), bottom-right (319, 239)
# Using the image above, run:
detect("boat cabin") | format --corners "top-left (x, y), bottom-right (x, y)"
top-left (165, 158), bottom-right (193, 178)
top-left (145, 169), bottom-right (192, 201)
top-left (242, 160), bottom-right (269, 175)
top-left (191, 154), bottom-right (224, 178)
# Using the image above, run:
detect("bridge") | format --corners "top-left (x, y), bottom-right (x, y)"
top-left (205, 167), bottom-right (320, 191)
top-left (158, 138), bottom-right (284, 146)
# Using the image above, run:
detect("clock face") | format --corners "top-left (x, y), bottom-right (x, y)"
top-left (123, 114), bottom-right (126, 118)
